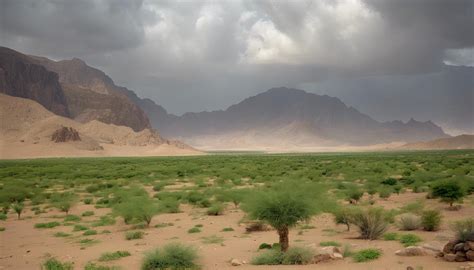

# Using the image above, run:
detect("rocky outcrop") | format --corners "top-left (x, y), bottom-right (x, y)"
top-left (439, 240), bottom-right (474, 262)
top-left (0, 47), bottom-right (69, 117)
top-left (51, 127), bottom-right (81, 142)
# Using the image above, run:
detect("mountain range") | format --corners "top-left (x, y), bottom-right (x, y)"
top-left (1, 46), bottom-right (468, 154)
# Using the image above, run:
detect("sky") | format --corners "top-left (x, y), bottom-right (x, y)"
top-left (1, 0), bottom-right (473, 134)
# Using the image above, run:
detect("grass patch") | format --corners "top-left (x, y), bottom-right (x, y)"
top-left (64, 215), bottom-right (81, 222)
top-left (251, 246), bottom-right (313, 265)
top-left (221, 227), bottom-right (234, 232)
top-left (83, 229), bottom-right (98, 236)
top-left (99, 250), bottom-right (131, 261)
top-left (188, 227), bottom-right (201, 234)
top-left (352, 249), bottom-right (382, 262)
top-left (155, 222), bottom-right (174, 228)
top-left (399, 233), bottom-right (422, 247)
top-left (42, 258), bottom-right (73, 270)
top-left (125, 231), bottom-right (144, 240)
top-left (82, 211), bottom-right (95, 217)
top-left (73, 224), bottom-right (89, 231)
top-left (141, 243), bottom-right (199, 270)
top-left (383, 232), bottom-right (399, 241)
top-left (54, 232), bottom-right (71, 237)
top-left (201, 235), bottom-right (224, 244)
top-left (35, 222), bottom-right (61, 229)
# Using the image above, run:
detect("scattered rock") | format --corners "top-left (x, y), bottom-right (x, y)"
top-left (406, 267), bottom-right (414, 270)
top-left (317, 246), bottom-right (343, 260)
top-left (313, 253), bottom-right (333, 263)
top-left (395, 246), bottom-right (428, 256)
top-left (467, 250), bottom-right (474, 261)
top-left (51, 126), bottom-right (81, 142)
top-left (422, 243), bottom-right (443, 253)
top-left (230, 259), bottom-right (242, 266)
top-left (455, 243), bottom-right (466, 252)
top-left (444, 253), bottom-right (457, 262)
top-left (444, 240), bottom-right (459, 254)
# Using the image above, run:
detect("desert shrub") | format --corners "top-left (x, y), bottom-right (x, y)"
top-left (64, 215), bottom-right (81, 222)
top-left (319, 241), bottom-right (341, 247)
top-left (451, 218), bottom-right (474, 242)
top-left (352, 249), bottom-right (381, 262)
top-left (35, 222), bottom-right (61, 229)
top-left (41, 258), bottom-right (73, 270)
top-left (51, 192), bottom-right (78, 215)
top-left (258, 243), bottom-right (272, 250)
top-left (378, 188), bottom-right (392, 199)
top-left (399, 233), bottom-right (422, 247)
top-left (383, 232), bottom-right (399, 241)
top-left (153, 182), bottom-right (167, 192)
top-left (84, 263), bottom-right (119, 270)
top-left (83, 229), bottom-right (98, 236)
top-left (83, 198), bottom-right (93, 205)
top-left (113, 195), bottom-right (159, 226)
top-left (54, 232), bottom-right (71, 237)
top-left (73, 224), bottom-right (89, 231)
top-left (99, 250), bottom-right (131, 261)
top-left (159, 198), bottom-right (180, 213)
top-left (91, 215), bottom-right (116, 227)
top-left (346, 189), bottom-right (364, 203)
top-left (351, 208), bottom-right (388, 240)
top-left (141, 243), bottom-right (199, 270)
top-left (0, 213), bottom-right (6, 220)
top-left (0, 227), bottom-right (4, 232)
top-left (281, 246), bottom-right (313, 265)
top-left (421, 210), bottom-right (442, 231)
top-left (251, 249), bottom-right (283, 265)
top-left (82, 211), bottom-right (95, 217)
top-left (206, 203), bottom-right (224, 216)
top-left (400, 200), bottom-right (425, 214)
top-left (201, 235), bottom-right (224, 244)
top-left (125, 231), bottom-right (144, 240)
top-left (397, 213), bottom-right (421, 231)
top-left (381, 178), bottom-right (397, 186)
top-left (431, 181), bottom-right (465, 207)
top-left (187, 227), bottom-right (201, 234)
top-left (333, 207), bottom-right (358, 231)
top-left (221, 227), bottom-right (234, 232)
top-left (11, 202), bottom-right (24, 219)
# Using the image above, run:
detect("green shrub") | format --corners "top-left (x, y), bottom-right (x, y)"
top-left (397, 213), bottom-right (421, 231)
top-left (64, 215), bottom-right (81, 222)
top-left (351, 208), bottom-right (388, 240)
top-left (381, 178), bottom-right (397, 186)
top-left (11, 202), bottom-right (24, 219)
top-left (91, 215), bottom-right (116, 227)
top-left (113, 195), bottom-right (158, 226)
top-left (153, 183), bottom-right (167, 192)
top-left (0, 213), bottom-right (6, 221)
top-left (125, 231), bottom-right (144, 240)
top-left (258, 243), bottom-right (272, 250)
top-left (251, 246), bottom-right (313, 265)
top-left (35, 222), bottom-right (61, 229)
top-left (352, 249), bottom-right (381, 262)
top-left (221, 227), bottom-right (234, 232)
top-left (159, 198), bottom-right (180, 213)
top-left (451, 218), bottom-right (474, 242)
top-left (378, 188), bottom-right (392, 199)
top-left (400, 200), bottom-right (425, 214)
top-left (141, 243), bottom-right (200, 270)
top-left (84, 262), bottom-right (120, 270)
top-left (73, 224), bottom-right (89, 231)
top-left (346, 189), bottom-right (364, 203)
top-left (99, 250), bottom-right (131, 261)
top-left (319, 241), bottom-right (341, 247)
top-left (187, 227), bottom-right (201, 234)
top-left (251, 249), bottom-right (283, 265)
top-left (54, 232), bottom-right (71, 237)
top-left (83, 198), bottom-right (93, 205)
top-left (421, 210), bottom-right (442, 231)
top-left (206, 203), bottom-right (224, 216)
top-left (431, 181), bottom-right (465, 207)
top-left (383, 232), bottom-right (399, 241)
top-left (399, 233), bottom-right (422, 247)
top-left (41, 258), bottom-right (73, 270)
top-left (333, 207), bottom-right (358, 231)
top-left (201, 235), bottom-right (224, 244)
top-left (83, 230), bottom-right (97, 236)
top-left (0, 227), bottom-right (5, 232)
top-left (51, 192), bottom-right (77, 215)
top-left (82, 211), bottom-right (95, 217)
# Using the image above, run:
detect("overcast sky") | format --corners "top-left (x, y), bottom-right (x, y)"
top-left (1, 0), bottom-right (473, 134)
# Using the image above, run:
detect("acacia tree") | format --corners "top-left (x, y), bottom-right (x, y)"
top-left (243, 186), bottom-right (318, 252)
top-left (113, 195), bottom-right (159, 226)
top-left (431, 181), bottom-right (465, 208)
top-left (52, 192), bottom-right (77, 215)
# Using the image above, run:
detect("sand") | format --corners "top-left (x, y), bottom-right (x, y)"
top-left (1, 192), bottom-right (472, 269)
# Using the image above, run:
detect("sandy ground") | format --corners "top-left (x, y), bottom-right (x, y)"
top-left (1, 192), bottom-right (473, 270)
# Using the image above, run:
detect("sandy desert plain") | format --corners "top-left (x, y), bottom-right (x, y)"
top-left (0, 151), bottom-right (473, 270)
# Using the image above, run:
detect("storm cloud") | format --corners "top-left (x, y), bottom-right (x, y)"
top-left (1, 0), bottom-right (473, 133)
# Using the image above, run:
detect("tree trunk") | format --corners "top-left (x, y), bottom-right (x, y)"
top-left (278, 226), bottom-right (289, 252)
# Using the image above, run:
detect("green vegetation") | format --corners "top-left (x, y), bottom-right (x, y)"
top-left (421, 210), bottom-right (442, 231)
top-left (319, 241), bottom-right (341, 247)
top-left (397, 213), bottom-right (421, 231)
top-left (141, 243), bottom-right (199, 270)
top-left (82, 211), bottom-right (95, 217)
top-left (125, 231), bottom-right (144, 240)
top-left (350, 208), bottom-right (388, 240)
top-left (251, 246), bottom-right (313, 265)
top-left (99, 251), bottom-right (131, 261)
top-left (187, 227), bottom-right (201, 234)
top-left (451, 218), bottom-right (474, 242)
top-left (113, 189), bottom-right (159, 226)
top-left (11, 202), bottom-right (24, 219)
top-left (352, 249), bottom-right (382, 262)
top-left (399, 233), bottom-right (422, 247)
top-left (41, 258), bottom-right (73, 270)
top-left (35, 222), bottom-right (61, 229)
top-left (431, 181), bottom-right (465, 208)
top-left (84, 263), bottom-right (119, 270)
top-left (383, 232), bottom-right (399, 241)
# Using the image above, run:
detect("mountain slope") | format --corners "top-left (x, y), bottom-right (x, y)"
top-left (399, 134), bottom-right (474, 150)
top-left (144, 87), bottom-right (449, 149)
top-left (0, 47), bottom-right (69, 117)
top-left (0, 94), bottom-right (199, 159)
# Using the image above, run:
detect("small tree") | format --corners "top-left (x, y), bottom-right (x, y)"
top-left (333, 207), bottom-right (358, 231)
top-left (243, 187), bottom-right (319, 252)
top-left (113, 195), bottom-right (159, 226)
top-left (11, 202), bottom-right (24, 219)
top-left (431, 181), bottom-right (464, 208)
top-left (52, 192), bottom-right (77, 215)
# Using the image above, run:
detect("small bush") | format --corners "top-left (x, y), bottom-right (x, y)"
top-left (251, 249), bottom-right (283, 265)
top-left (383, 232), bottom-right (399, 241)
top-left (251, 246), bottom-right (313, 265)
top-left (333, 207), bottom-right (357, 231)
top-left (187, 227), bottom-right (201, 234)
top-left (351, 208), bottom-right (388, 240)
top-left (54, 232), bottom-right (71, 237)
top-left (319, 241), bottom-right (341, 247)
top-left (84, 262), bottom-right (119, 270)
top-left (0, 227), bottom-right (5, 232)
top-left (397, 213), bottom-right (421, 231)
top-left (258, 243), bottom-right (272, 250)
top-left (346, 189), bottom-right (364, 203)
top-left (222, 227), bottom-right (234, 232)
top-left (201, 235), bottom-right (224, 244)
top-left (82, 211), bottom-right (95, 217)
top-left (452, 218), bottom-right (474, 242)
top-left (352, 249), bottom-right (381, 262)
top-left (35, 222), bottom-right (61, 229)
top-left (41, 258), bottom-right (73, 270)
top-left (83, 198), bottom-right (93, 205)
top-left (378, 188), bottom-right (392, 199)
top-left (99, 250), bottom-right (131, 261)
top-left (125, 231), bottom-right (144, 240)
top-left (399, 234), bottom-right (422, 247)
top-left (64, 215), bottom-right (81, 222)
top-left (83, 230), bottom-right (97, 236)
top-left (141, 243), bottom-right (199, 270)
top-left (431, 181), bottom-right (465, 207)
top-left (0, 213), bottom-right (6, 220)
top-left (159, 198), bottom-right (180, 213)
top-left (421, 210), bottom-right (442, 231)
top-left (73, 224), bottom-right (89, 231)
top-left (207, 203), bottom-right (224, 216)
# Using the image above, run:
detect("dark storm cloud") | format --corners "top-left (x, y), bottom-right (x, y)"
top-left (0, 0), bottom-right (473, 133)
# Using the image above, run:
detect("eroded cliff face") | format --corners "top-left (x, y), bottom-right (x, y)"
top-left (0, 47), bottom-right (69, 117)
